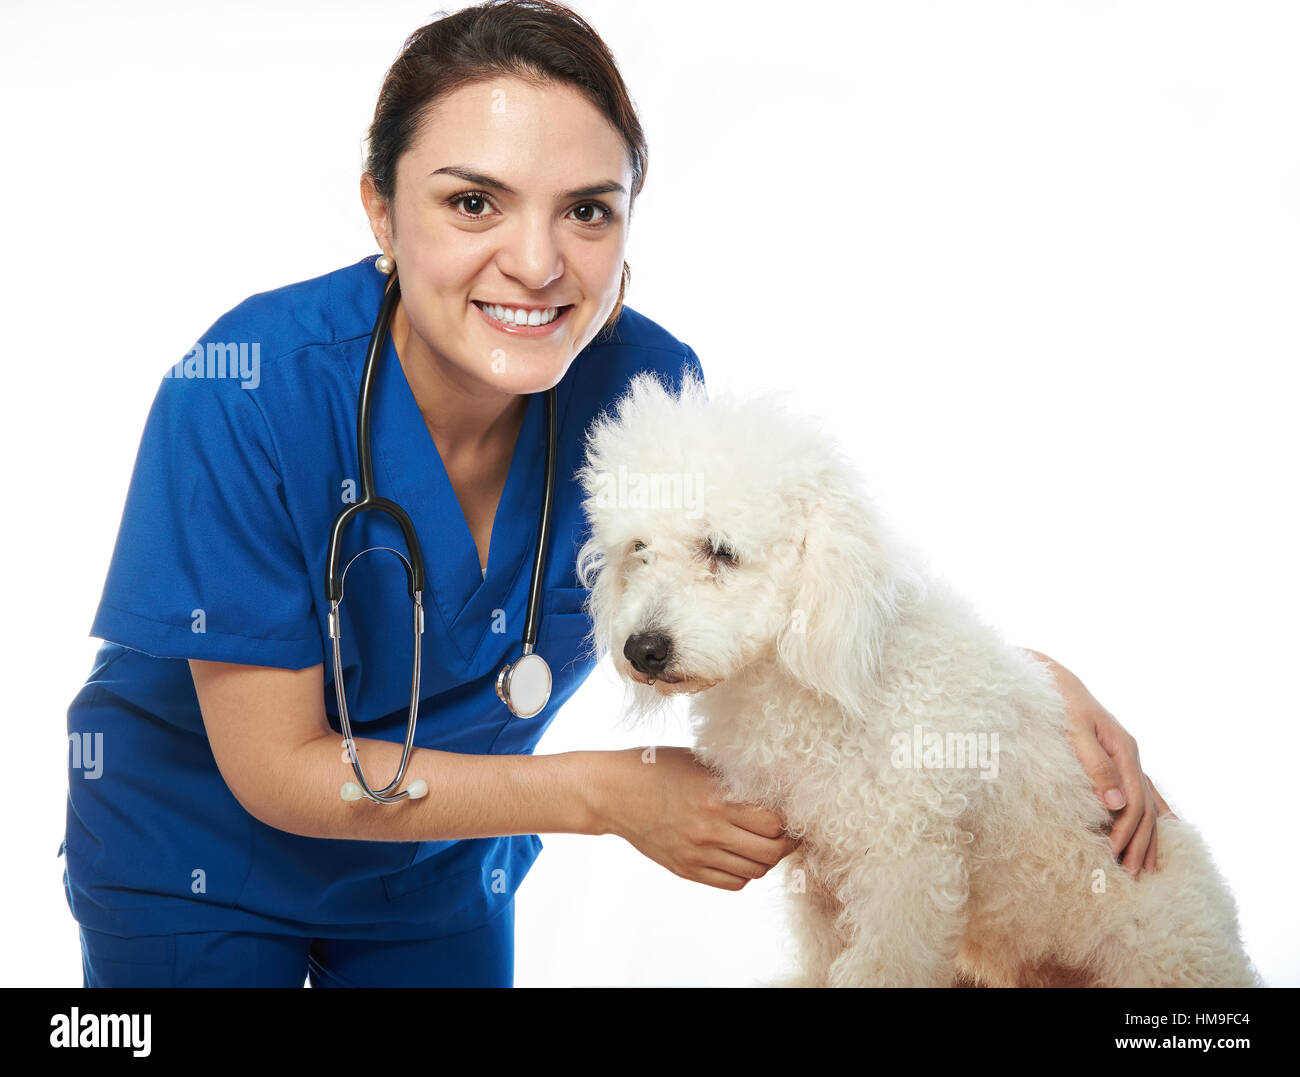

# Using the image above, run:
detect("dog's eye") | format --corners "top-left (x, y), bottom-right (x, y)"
top-left (630, 541), bottom-right (648, 557)
top-left (702, 540), bottom-right (738, 567)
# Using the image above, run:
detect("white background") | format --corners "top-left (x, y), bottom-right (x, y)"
top-left (1, 0), bottom-right (1295, 987)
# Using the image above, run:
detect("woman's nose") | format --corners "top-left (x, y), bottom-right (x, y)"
top-left (492, 217), bottom-right (565, 289)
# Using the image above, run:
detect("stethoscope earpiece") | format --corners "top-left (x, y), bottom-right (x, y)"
top-left (325, 259), bottom-right (559, 805)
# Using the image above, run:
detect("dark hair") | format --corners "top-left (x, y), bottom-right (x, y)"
top-left (364, 0), bottom-right (646, 336)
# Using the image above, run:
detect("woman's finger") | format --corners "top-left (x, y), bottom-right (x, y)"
top-left (1120, 782), bottom-right (1157, 878)
top-left (705, 845), bottom-right (779, 881)
top-left (1067, 721), bottom-right (1129, 814)
top-left (1093, 720), bottom-right (1147, 859)
top-left (691, 865), bottom-right (755, 892)
top-left (715, 823), bottom-right (800, 868)
top-left (722, 799), bottom-right (788, 840)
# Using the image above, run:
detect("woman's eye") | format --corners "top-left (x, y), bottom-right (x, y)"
top-left (571, 201), bottom-right (613, 226)
top-left (447, 191), bottom-right (495, 218)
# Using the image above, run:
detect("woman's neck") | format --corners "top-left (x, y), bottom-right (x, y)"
top-left (390, 297), bottom-right (529, 464)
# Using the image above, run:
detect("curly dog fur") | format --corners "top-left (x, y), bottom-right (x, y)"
top-left (575, 370), bottom-right (1260, 988)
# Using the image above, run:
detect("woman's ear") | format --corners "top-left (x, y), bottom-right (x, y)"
top-left (776, 487), bottom-right (919, 721)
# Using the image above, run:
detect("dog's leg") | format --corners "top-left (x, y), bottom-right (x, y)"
top-left (767, 850), bottom-right (845, 988)
top-left (1092, 818), bottom-right (1261, 988)
top-left (825, 837), bottom-right (970, 989)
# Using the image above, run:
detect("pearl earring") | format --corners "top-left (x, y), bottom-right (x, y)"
top-left (376, 254), bottom-right (395, 275)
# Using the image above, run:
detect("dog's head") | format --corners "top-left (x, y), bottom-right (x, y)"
top-left (576, 370), bottom-right (925, 723)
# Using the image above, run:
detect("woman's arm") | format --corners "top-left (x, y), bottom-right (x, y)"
top-left (1023, 649), bottom-right (1176, 878)
top-left (190, 660), bottom-right (796, 891)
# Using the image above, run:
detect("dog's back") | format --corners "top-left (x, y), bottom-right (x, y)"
top-left (899, 584), bottom-right (1259, 987)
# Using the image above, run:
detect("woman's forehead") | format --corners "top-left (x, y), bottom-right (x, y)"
top-left (400, 78), bottom-right (632, 188)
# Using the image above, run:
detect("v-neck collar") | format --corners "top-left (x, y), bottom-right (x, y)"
top-left (370, 326), bottom-right (546, 670)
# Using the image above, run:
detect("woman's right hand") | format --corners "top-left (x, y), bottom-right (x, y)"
top-left (591, 746), bottom-right (800, 891)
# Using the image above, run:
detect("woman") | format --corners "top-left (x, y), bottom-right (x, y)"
top-left (62, 0), bottom-right (1171, 988)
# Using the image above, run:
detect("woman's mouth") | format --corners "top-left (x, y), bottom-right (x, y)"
top-left (473, 300), bottom-right (574, 336)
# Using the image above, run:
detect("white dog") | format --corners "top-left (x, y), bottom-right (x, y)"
top-left (574, 370), bottom-right (1260, 988)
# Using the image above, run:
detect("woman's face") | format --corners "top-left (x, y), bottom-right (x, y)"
top-left (363, 76), bottom-right (632, 398)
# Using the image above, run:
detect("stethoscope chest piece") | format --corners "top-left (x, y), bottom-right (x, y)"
top-left (496, 652), bottom-right (551, 719)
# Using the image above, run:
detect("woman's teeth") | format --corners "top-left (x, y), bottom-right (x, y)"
top-left (476, 302), bottom-right (563, 327)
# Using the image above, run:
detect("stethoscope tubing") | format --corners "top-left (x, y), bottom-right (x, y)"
top-left (325, 265), bottom-right (557, 805)
top-left (326, 273), bottom-right (425, 605)
top-left (521, 387), bottom-right (558, 654)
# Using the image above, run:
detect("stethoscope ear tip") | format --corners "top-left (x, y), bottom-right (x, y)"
top-left (340, 778), bottom-right (428, 802)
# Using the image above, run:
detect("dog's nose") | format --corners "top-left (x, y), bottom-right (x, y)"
top-left (624, 633), bottom-right (672, 677)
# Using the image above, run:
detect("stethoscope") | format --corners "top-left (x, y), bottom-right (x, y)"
top-left (326, 258), bottom-right (558, 805)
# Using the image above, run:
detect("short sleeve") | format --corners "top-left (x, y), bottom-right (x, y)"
top-left (683, 343), bottom-right (705, 388)
top-left (90, 369), bottom-right (324, 670)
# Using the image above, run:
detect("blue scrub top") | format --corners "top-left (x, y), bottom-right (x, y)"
top-left (62, 254), bottom-right (704, 940)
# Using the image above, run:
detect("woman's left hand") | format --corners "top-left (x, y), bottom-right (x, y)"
top-left (1024, 649), bottom-right (1176, 878)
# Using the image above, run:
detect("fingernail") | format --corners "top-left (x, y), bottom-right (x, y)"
top-left (1104, 788), bottom-right (1126, 810)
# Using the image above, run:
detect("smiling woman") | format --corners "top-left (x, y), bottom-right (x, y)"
top-left (62, 0), bottom-right (801, 990)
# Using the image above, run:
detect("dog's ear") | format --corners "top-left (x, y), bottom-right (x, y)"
top-left (776, 486), bottom-right (918, 721)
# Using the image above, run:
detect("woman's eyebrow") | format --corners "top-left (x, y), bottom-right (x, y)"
top-left (430, 164), bottom-right (626, 200)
